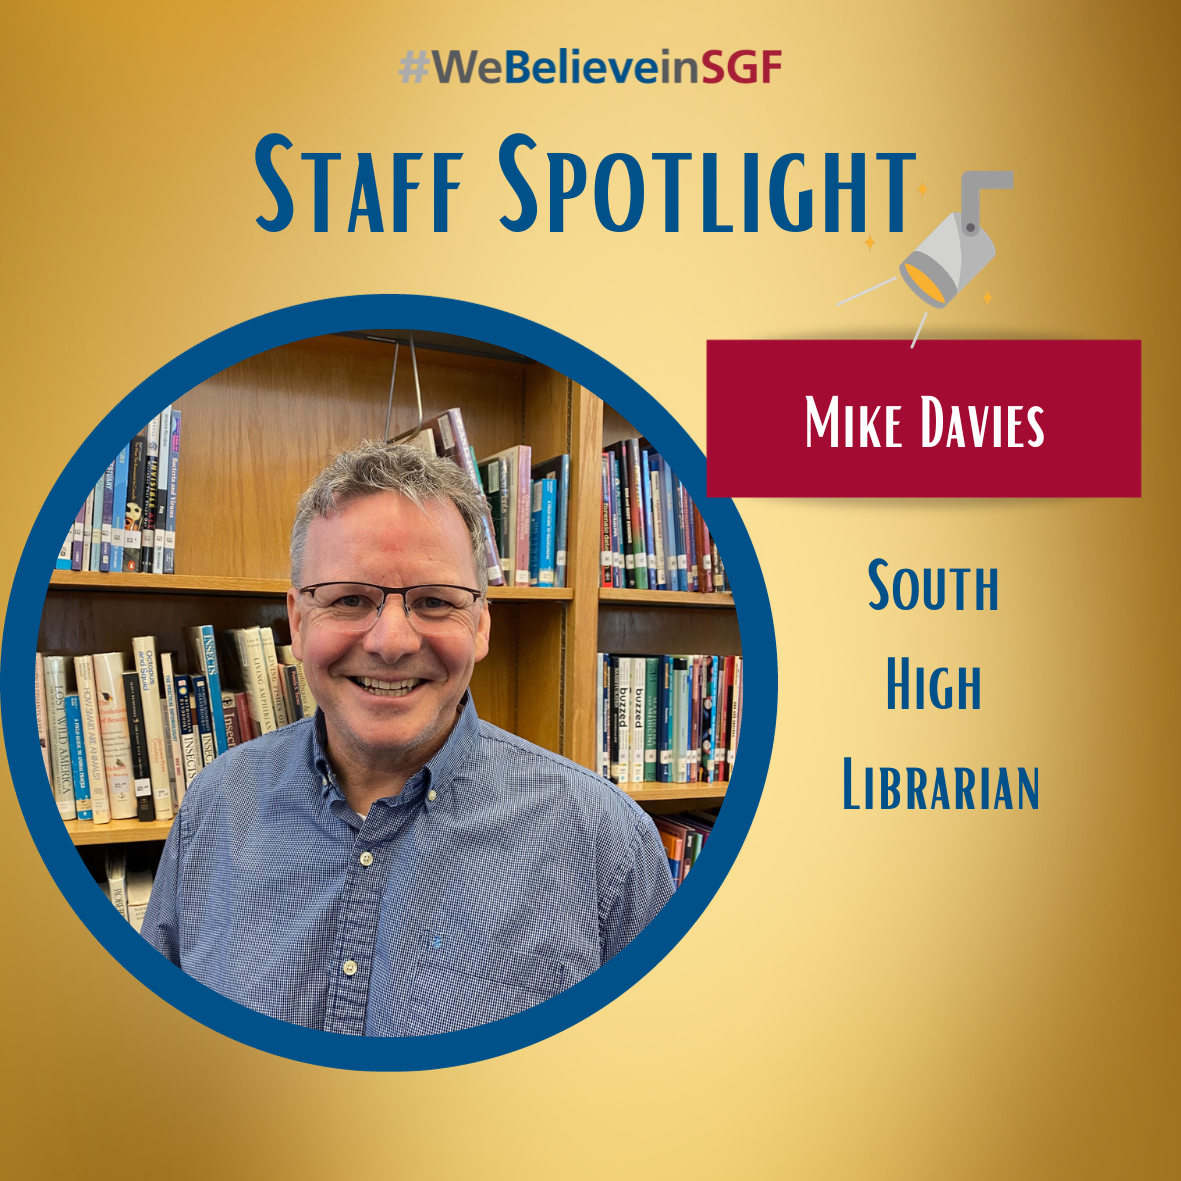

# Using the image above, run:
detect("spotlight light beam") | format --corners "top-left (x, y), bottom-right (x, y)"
top-left (835, 276), bottom-right (897, 307)
top-left (910, 312), bottom-right (928, 349)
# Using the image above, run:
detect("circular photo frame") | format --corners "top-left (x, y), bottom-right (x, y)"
top-left (2, 294), bottom-right (777, 1070)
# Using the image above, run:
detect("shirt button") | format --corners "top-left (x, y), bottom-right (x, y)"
top-left (342, 960), bottom-right (358, 976)
top-left (359, 851), bottom-right (374, 866)
top-left (321, 777), bottom-right (328, 786)
top-left (427, 789), bottom-right (437, 802)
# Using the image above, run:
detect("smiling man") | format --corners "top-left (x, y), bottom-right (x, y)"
top-left (142, 441), bottom-right (674, 1035)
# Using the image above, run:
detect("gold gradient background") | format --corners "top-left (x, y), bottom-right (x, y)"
top-left (2, 1), bottom-right (1178, 1176)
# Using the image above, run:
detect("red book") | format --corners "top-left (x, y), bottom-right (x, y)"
top-left (693, 506), bottom-right (714, 593)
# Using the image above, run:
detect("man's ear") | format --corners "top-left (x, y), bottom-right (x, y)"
top-left (473, 600), bottom-right (491, 663)
top-left (287, 588), bottom-right (305, 661)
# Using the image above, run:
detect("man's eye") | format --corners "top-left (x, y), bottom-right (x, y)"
top-left (416, 597), bottom-right (449, 610)
top-left (334, 595), bottom-right (368, 609)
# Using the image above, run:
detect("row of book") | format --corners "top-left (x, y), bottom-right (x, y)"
top-left (653, 810), bottom-right (717, 887)
top-left (407, 409), bottom-right (570, 588)
top-left (98, 849), bottom-right (155, 931)
top-left (35, 625), bottom-right (316, 825)
top-left (56, 406), bottom-right (183, 575)
top-left (597, 653), bottom-right (744, 786)
top-left (601, 438), bottom-right (727, 593)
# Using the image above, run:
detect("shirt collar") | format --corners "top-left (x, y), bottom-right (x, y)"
top-left (311, 692), bottom-right (480, 808)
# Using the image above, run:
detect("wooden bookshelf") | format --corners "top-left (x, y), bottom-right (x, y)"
top-left (65, 817), bottom-right (175, 846)
top-left (39, 333), bottom-right (740, 851)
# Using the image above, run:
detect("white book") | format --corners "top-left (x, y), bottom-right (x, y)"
top-left (34, 653), bottom-right (51, 782)
top-left (595, 653), bottom-right (605, 779)
top-left (479, 445), bottom-right (529, 586)
top-left (233, 629), bottom-right (277, 734)
top-left (158, 652), bottom-right (187, 803)
top-left (80, 489), bottom-right (95, 572)
top-left (92, 652), bottom-right (137, 819)
top-left (42, 656), bottom-right (76, 819)
top-left (258, 627), bottom-right (289, 727)
top-left (131, 636), bottom-right (174, 819)
top-left (151, 406), bottom-right (171, 573)
top-left (615, 656), bottom-right (632, 785)
top-left (631, 657), bottom-right (646, 785)
top-left (126, 869), bottom-right (154, 932)
top-left (73, 656), bottom-right (111, 824)
top-left (408, 426), bottom-right (436, 456)
top-left (105, 847), bottom-right (127, 920)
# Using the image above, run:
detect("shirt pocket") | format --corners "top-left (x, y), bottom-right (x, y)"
top-left (405, 934), bottom-right (567, 1036)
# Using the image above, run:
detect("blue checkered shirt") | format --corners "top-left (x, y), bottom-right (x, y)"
top-left (141, 695), bottom-right (674, 1036)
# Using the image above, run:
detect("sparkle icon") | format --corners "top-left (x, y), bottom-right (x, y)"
top-left (865, 235), bottom-right (876, 250)
top-left (984, 291), bottom-right (992, 304)
top-left (918, 182), bottom-right (928, 196)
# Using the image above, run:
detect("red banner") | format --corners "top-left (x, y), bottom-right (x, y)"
top-left (706, 340), bottom-right (1141, 497)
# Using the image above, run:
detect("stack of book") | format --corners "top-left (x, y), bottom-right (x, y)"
top-left (652, 810), bottom-right (717, 888)
top-left (97, 848), bottom-right (155, 931)
top-left (36, 625), bottom-right (316, 827)
top-left (601, 438), bottom-right (726, 593)
top-left (596, 654), bottom-right (744, 787)
top-left (55, 406), bottom-right (184, 575)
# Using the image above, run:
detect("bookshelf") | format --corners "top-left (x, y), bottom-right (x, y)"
top-left (39, 331), bottom-right (740, 846)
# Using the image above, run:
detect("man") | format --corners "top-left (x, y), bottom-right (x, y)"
top-left (142, 441), bottom-right (675, 1035)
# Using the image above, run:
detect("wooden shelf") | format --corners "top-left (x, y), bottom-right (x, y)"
top-left (599, 588), bottom-right (735, 609)
top-left (48, 571), bottom-right (572, 603)
top-left (65, 817), bottom-right (175, 845)
top-left (622, 783), bottom-right (728, 802)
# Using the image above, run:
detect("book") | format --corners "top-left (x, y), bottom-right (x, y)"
top-left (162, 409), bottom-right (182, 574)
top-left (73, 656), bottom-right (111, 824)
top-left (89, 473), bottom-right (104, 571)
top-left (110, 443), bottom-right (129, 572)
top-left (105, 847), bottom-right (128, 919)
top-left (140, 414), bottom-right (161, 573)
top-left (644, 656), bottom-right (658, 782)
top-left (184, 625), bottom-right (229, 754)
top-left (91, 651), bottom-right (137, 820)
top-left (221, 691), bottom-right (241, 747)
top-left (81, 486), bottom-right (94, 572)
top-left (480, 458), bottom-right (505, 559)
top-left (122, 670), bottom-right (156, 821)
top-left (639, 447), bottom-right (658, 588)
top-left (278, 645), bottom-right (317, 717)
top-left (151, 406), bottom-right (172, 573)
top-left (528, 477), bottom-right (557, 587)
top-left (130, 635), bottom-right (174, 819)
top-left (70, 501), bottom-right (87, 570)
top-left (55, 528), bottom-right (72, 570)
top-left (651, 818), bottom-right (686, 884)
top-left (191, 674), bottom-right (218, 766)
top-left (122, 431), bottom-right (147, 571)
top-left (64, 694), bottom-right (92, 820)
top-left (99, 461), bottom-right (116, 572)
top-left (479, 443), bottom-right (531, 587)
top-left (34, 654), bottom-right (51, 782)
top-left (599, 455), bottom-right (613, 588)
top-left (531, 454), bottom-right (570, 587)
top-left (647, 452), bottom-right (668, 590)
top-left (630, 656), bottom-right (645, 785)
top-left (42, 656), bottom-right (77, 819)
top-left (226, 628), bottom-right (278, 734)
top-left (126, 869), bottom-right (154, 932)
top-left (614, 655), bottom-right (632, 785)
top-left (657, 654), bottom-right (672, 784)
top-left (159, 651), bottom-right (187, 802)
top-left (257, 627), bottom-right (289, 728)
top-left (174, 675), bottom-right (203, 790)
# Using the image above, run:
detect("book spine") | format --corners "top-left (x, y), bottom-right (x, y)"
top-left (600, 455), bottom-right (613, 588)
top-left (191, 674), bottom-right (218, 766)
top-left (644, 657), bottom-right (658, 782)
top-left (43, 657), bottom-right (77, 818)
top-left (515, 446), bottom-right (532, 587)
top-left (530, 479), bottom-right (556, 587)
top-left (81, 487), bottom-right (95, 571)
top-left (141, 415), bottom-right (161, 573)
top-left (714, 656), bottom-right (731, 774)
top-left (730, 656), bottom-right (743, 772)
top-left (110, 443), bottom-right (129, 572)
top-left (648, 454), bottom-right (667, 590)
top-left (163, 409), bottom-right (182, 573)
top-left (99, 461), bottom-right (115, 572)
top-left (174, 675), bottom-right (203, 789)
top-left (123, 432), bottom-right (148, 571)
top-left (595, 653), bottom-right (605, 778)
top-left (609, 451), bottom-right (624, 587)
top-left (630, 656), bottom-right (645, 785)
top-left (528, 480), bottom-right (541, 586)
top-left (106, 851), bottom-right (128, 920)
top-left (220, 691), bottom-right (239, 746)
top-left (689, 656), bottom-right (702, 781)
top-left (657, 655), bottom-right (672, 784)
top-left (663, 462), bottom-right (681, 590)
top-left (639, 449), bottom-right (657, 588)
top-left (89, 474), bottom-right (104, 571)
top-left (159, 653), bottom-right (187, 803)
top-left (151, 406), bottom-right (171, 573)
top-left (681, 483), bottom-right (698, 592)
top-left (441, 409), bottom-right (505, 586)
top-left (617, 655), bottom-right (632, 785)
top-left (92, 651), bottom-right (137, 819)
top-left (707, 655), bottom-right (721, 782)
top-left (673, 657), bottom-right (689, 783)
top-left (70, 501), bottom-right (87, 570)
top-left (73, 656), bottom-right (111, 823)
top-left (292, 659), bottom-right (316, 717)
top-left (34, 653), bottom-right (51, 781)
top-left (614, 446), bottom-right (635, 588)
top-left (131, 636), bottom-right (174, 819)
top-left (121, 671), bottom-right (155, 820)
top-left (64, 695), bottom-right (92, 820)
top-left (282, 664), bottom-right (304, 722)
top-left (238, 629), bottom-right (278, 733)
top-left (234, 690), bottom-right (256, 740)
top-left (554, 455), bottom-right (570, 588)
top-left (626, 440), bottom-right (648, 590)
top-left (257, 627), bottom-right (289, 728)
top-left (694, 505), bottom-right (713, 593)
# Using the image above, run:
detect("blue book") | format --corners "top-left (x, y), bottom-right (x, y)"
top-left (639, 448), bottom-right (658, 589)
top-left (657, 655), bottom-right (673, 783)
top-left (528, 478), bottom-right (557, 587)
top-left (64, 694), bottom-right (92, 820)
top-left (531, 454), bottom-right (569, 588)
top-left (185, 624), bottom-right (229, 755)
top-left (55, 528), bottom-right (72, 569)
top-left (110, 444), bottom-right (130, 572)
top-left (191, 674), bottom-right (218, 766)
top-left (99, 460), bottom-right (116, 572)
top-left (667, 469), bottom-right (686, 591)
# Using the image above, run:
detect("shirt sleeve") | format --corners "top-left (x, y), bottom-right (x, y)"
top-left (599, 809), bottom-right (677, 962)
top-left (140, 811), bottom-right (183, 965)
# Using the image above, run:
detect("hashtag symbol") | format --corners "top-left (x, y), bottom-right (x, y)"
top-left (399, 50), bottom-right (430, 83)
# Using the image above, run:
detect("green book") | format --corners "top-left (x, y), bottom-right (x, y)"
top-left (644, 657), bottom-right (658, 782)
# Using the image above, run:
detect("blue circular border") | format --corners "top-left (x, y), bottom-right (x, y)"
top-left (2, 295), bottom-right (777, 1070)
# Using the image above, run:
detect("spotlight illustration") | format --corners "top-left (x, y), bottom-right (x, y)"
top-left (899, 170), bottom-right (1014, 308)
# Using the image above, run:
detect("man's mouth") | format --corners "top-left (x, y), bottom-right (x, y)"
top-left (349, 676), bottom-right (424, 697)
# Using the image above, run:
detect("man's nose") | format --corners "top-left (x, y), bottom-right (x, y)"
top-left (361, 594), bottom-right (424, 658)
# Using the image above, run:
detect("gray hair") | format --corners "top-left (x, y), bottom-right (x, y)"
top-left (290, 440), bottom-right (490, 591)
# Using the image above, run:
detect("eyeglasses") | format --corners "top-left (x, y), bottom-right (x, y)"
top-left (298, 582), bottom-right (484, 636)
